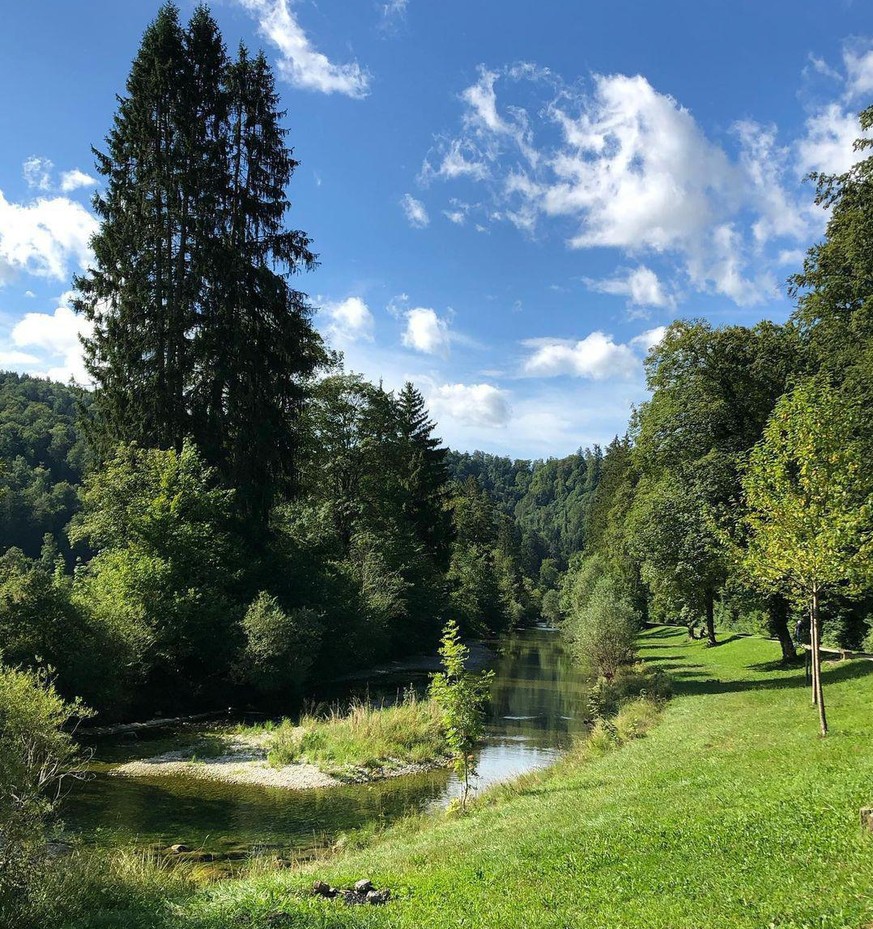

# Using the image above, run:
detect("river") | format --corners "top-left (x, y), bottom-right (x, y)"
top-left (58, 625), bottom-right (589, 862)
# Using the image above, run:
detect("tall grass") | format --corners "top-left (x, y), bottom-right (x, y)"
top-left (267, 691), bottom-right (448, 774)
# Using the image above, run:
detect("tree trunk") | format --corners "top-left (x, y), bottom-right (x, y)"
top-left (766, 594), bottom-right (796, 663)
top-left (704, 588), bottom-right (717, 646)
top-left (811, 587), bottom-right (828, 736)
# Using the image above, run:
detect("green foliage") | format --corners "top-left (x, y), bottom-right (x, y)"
top-left (74, 4), bottom-right (322, 522)
top-left (429, 620), bottom-right (494, 809)
top-left (0, 660), bottom-right (91, 923)
top-left (69, 441), bottom-right (242, 709)
top-left (0, 373), bottom-right (90, 559)
top-left (267, 692), bottom-right (447, 775)
top-left (565, 575), bottom-right (640, 679)
top-left (586, 662), bottom-right (672, 719)
top-left (742, 378), bottom-right (873, 598)
top-left (238, 593), bottom-right (321, 696)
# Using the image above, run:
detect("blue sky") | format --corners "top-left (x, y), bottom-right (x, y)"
top-left (1, 0), bottom-right (872, 458)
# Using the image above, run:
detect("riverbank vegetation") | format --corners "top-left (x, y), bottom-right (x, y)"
top-left (267, 694), bottom-right (447, 776)
top-left (13, 629), bottom-right (873, 929)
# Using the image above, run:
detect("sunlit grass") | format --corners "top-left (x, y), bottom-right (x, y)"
top-left (267, 691), bottom-right (448, 775)
top-left (44, 628), bottom-right (873, 928)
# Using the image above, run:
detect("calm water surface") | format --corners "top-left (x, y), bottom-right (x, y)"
top-left (59, 625), bottom-right (589, 857)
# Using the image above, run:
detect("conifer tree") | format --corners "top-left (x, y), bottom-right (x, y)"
top-left (395, 382), bottom-right (452, 566)
top-left (75, 3), bottom-right (322, 523)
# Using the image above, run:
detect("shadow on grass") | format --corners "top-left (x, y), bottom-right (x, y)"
top-left (661, 657), bottom-right (873, 697)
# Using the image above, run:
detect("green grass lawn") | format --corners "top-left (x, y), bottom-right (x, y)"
top-left (63, 628), bottom-right (873, 929)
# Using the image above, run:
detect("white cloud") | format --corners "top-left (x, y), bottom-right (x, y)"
top-left (0, 190), bottom-right (96, 285)
top-left (428, 382), bottom-right (510, 428)
top-left (7, 293), bottom-right (92, 383)
top-left (796, 102), bottom-right (865, 176)
top-left (587, 265), bottom-right (674, 309)
top-left (421, 139), bottom-right (490, 183)
top-left (324, 296), bottom-right (375, 344)
top-left (522, 331), bottom-right (638, 380)
top-left (843, 43), bottom-right (873, 100)
top-left (424, 54), bottom-right (873, 308)
top-left (60, 169), bottom-right (97, 193)
top-left (400, 193), bottom-right (429, 228)
top-left (402, 307), bottom-right (451, 355)
top-left (23, 157), bottom-right (54, 191)
top-left (234, 0), bottom-right (370, 98)
top-left (629, 326), bottom-right (667, 352)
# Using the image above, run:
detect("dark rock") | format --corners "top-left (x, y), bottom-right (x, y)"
top-left (862, 808), bottom-right (873, 831)
top-left (340, 890), bottom-right (368, 906)
top-left (366, 889), bottom-right (391, 905)
top-left (311, 880), bottom-right (336, 898)
top-left (354, 879), bottom-right (373, 893)
top-left (168, 843), bottom-right (191, 854)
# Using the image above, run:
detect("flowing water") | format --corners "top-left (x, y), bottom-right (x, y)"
top-left (59, 625), bottom-right (589, 860)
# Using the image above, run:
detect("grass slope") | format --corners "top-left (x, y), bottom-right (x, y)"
top-left (69, 628), bottom-right (873, 929)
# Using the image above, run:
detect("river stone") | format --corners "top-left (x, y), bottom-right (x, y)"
top-left (354, 879), bottom-right (373, 893)
top-left (862, 808), bottom-right (873, 831)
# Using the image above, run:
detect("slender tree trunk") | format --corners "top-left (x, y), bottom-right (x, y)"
top-left (812, 587), bottom-right (828, 736)
top-left (766, 594), bottom-right (796, 663)
top-left (704, 588), bottom-right (717, 646)
top-left (809, 599), bottom-right (818, 705)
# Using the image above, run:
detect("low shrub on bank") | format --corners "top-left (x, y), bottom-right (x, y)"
top-left (267, 692), bottom-right (448, 774)
top-left (0, 661), bottom-right (91, 927)
top-left (586, 662), bottom-right (672, 720)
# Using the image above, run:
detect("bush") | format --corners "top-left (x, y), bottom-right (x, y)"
top-left (0, 661), bottom-right (91, 923)
top-left (587, 663), bottom-right (672, 719)
top-left (567, 575), bottom-right (640, 678)
top-left (238, 592), bottom-right (322, 696)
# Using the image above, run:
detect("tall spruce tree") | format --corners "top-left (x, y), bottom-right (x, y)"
top-left (395, 382), bottom-right (452, 567)
top-left (75, 4), bottom-right (192, 452)
top-left (75, 3), bottom-right (321, 523)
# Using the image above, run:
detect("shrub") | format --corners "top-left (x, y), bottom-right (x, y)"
top-left (239, 592), bottom-right (322, 696)
top-left (429, 620), bottom-right (494, 809)
top-left (0, 661), bottom-right (91, 923)
top-left (567, 575), bottom-right (640, 679)
top-left (587, 663), bottom-right (672, 719)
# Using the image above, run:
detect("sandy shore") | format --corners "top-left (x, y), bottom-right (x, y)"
top-left (108, 734), bottom-right (447, 791)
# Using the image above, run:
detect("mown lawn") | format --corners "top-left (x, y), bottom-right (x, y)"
top-left (66, 628), bottom-right (873, 929)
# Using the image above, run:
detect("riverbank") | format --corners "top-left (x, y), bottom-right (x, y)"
top-left (49, 626), bottom-right (873, 928)
top-left (109, 694), bottom-right (450, 790)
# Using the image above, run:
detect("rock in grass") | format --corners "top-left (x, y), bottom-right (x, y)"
top-left (862, 808), bottom-right (873, 831)
top-left (354, 879), bottom-right (373, 893)
top-left (311, 880), bottom-right (336, 897)
top-left (168, 843), bottom-right (190, 854)
top-left (340, 889), bottom-right (368, 906)
top-left (366, 889), bottom-right (391, 905)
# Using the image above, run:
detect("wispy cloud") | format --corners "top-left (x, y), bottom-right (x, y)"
top-left (234, 0), bottom-right (370, 98)
top-left (422, 48), bottom-right (873, 309)
top-left (400, 193), bottom-right (429, 228)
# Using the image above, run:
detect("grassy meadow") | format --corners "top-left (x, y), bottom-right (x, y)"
top-left (49, 627), bottom-right (873, 928)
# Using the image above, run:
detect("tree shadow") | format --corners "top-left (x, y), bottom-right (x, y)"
top-left (662, 657), bottom-right (873, 697)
